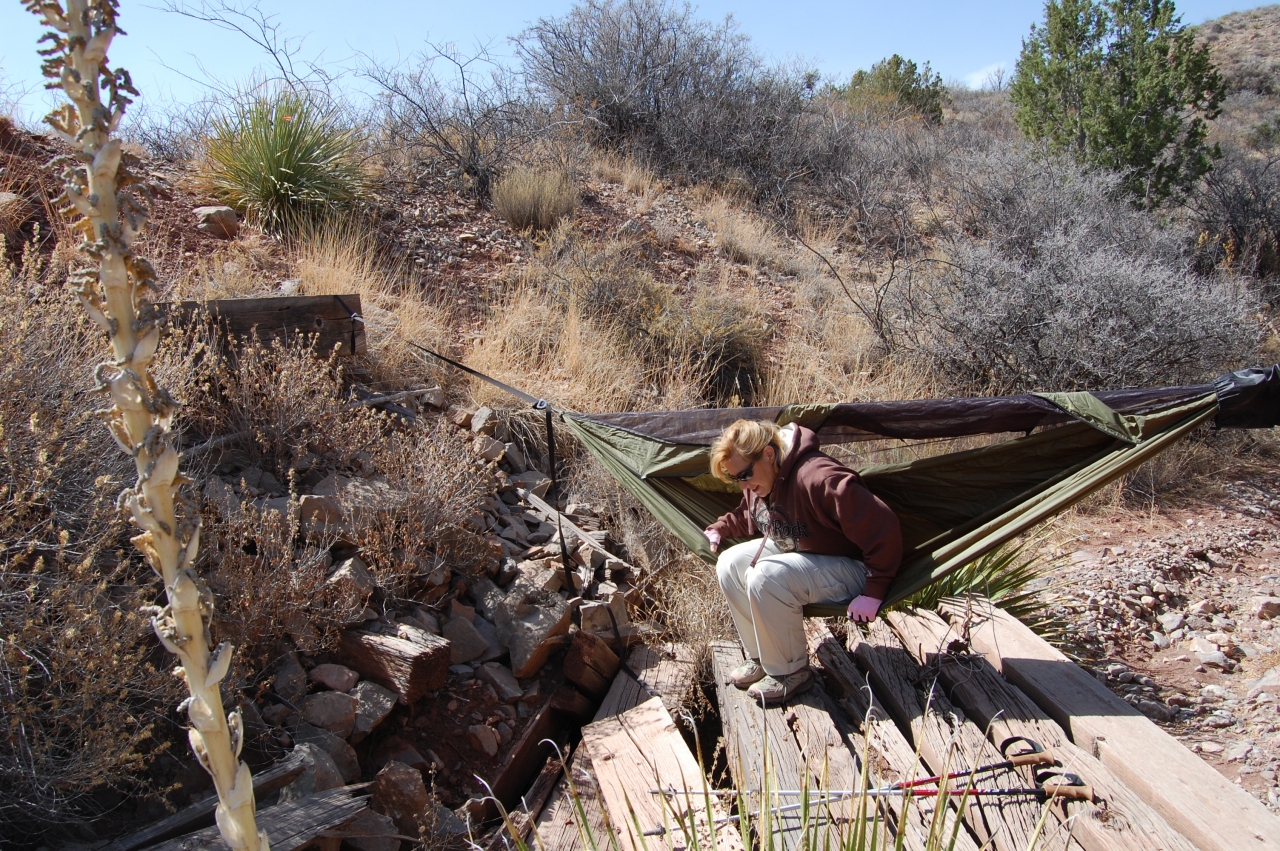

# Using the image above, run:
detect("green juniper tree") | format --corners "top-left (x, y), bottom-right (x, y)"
top-left (1010, 0), bottom-right (1225, 206)
top-left (844, 54), bottom-right (947, 125)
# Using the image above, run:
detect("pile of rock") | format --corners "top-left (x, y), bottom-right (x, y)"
top-left (233, 402), bottom-right (649, 845)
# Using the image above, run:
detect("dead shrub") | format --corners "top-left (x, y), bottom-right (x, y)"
top-left (351, 426), bottom-right (491, 594)
top-left (0, 252), bottom-right (183, 840)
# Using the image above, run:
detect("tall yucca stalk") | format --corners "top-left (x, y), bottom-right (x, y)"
top-left (23, 2), bottom-right (266, 849)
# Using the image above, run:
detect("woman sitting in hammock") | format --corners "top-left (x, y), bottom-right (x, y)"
top-left (704, 419), bottom-right (903, 705)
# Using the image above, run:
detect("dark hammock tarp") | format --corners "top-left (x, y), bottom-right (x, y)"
top-left (559, 365), bottom-right (1280, 616)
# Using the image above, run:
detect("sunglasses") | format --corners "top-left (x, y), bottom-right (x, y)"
top-left (727, 447), bottom-right (771, 483)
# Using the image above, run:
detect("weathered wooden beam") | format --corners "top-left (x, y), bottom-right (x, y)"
top-left (805, 622), bottom-right (982, 851)
top-left (563, 630), bottom-right (621, 699)
top-left (888, 607), bottom-right (1201, 851)
top-left (936, 598), bottom-right (1280, 851)
top-left (99, 752), bottom-right (307, 851)
top-left (146, 784), bottom-right (370, 851)
top-left (853, 620), bottom-right (1080, 851)
top-left (155, 294), bottom-right (366, 356)
top-left (532, 747), bottom-right (609, 851)
top-left (336, 627), bottom-right (449, 702)
top-left (582, 696), bottom-right (745, 851)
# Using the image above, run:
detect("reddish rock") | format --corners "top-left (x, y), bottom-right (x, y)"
top-left (310, 663), bottom-right (359, 692)
top-left (372, 760), bottom-right (429, 834)
top-left (301, 691), bottom-right (358, 738)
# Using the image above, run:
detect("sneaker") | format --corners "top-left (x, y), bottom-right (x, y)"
top-left (729, 658), bottom-right (766, 689)
top-left (746, 667), bottom-right (815, 706)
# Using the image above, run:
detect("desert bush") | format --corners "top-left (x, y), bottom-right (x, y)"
top-left (202, 90), bottom-right (365, 234)
top-left (841, 54), bottom-right (948, 125)
top-left (365, 44), bottom-right (532, 198)
top-left (517, 0), bottom-right (818, 199)
top-left (893, 234), bottom-right (1259, 393)
top-left (492, 168), bottom-right (579, 232)
top-left (0, 253), bottom-right (183, 841)
top-left (122, 96), bottom-right (218, 163)
top-left (1192, 143), bottom-right (1280, 300)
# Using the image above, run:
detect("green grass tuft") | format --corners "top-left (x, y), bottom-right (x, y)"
top-left (202, 92), bottom-right (365, 235)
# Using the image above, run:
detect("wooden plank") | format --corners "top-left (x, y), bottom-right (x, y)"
top-left (148, 784), bottom-right (369, 851)
top-left (485, 695), bottom-right (563, 811)
top-left (805, 621), bottom-right (982, 851)
top-left (156, 295), bottom-right (366, 356)
top-left (100, 752), bottom-right (307, 851)
top-left (905, 605), bottom-right (1206, 851)
top-left (937, 598), bottom-right (1280, 851)
top-left (853, 620), bottom-right (1080, 851)
top-left (594, 643), bottom-right (698, 722)
top-left (564, 630), bottom-right (621, 699)
top-left (532, 747), bottom-right (609, 851)
top-left (336, 628), bottom-right (449, 702)
top-left (484, 752), bottom-right (567, 851)
top-left (583, 696), bottom-right (746, 851)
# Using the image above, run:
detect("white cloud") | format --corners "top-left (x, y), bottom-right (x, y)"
top-left (963, 62), bottom-right (1007, 90)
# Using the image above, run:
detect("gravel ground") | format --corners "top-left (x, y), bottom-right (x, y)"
top-left (1044, 470), bottom-right (1280, 808)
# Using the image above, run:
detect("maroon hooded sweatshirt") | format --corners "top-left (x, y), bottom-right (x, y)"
top-left (707, 425), bottom-right (903, 600)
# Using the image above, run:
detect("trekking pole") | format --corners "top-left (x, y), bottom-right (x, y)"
top-left (648, 738), bottom-right (1056, 801)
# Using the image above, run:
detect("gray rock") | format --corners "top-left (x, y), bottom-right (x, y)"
top-left (1157, 611), bottom-right (1185, 632)
top-left (1196, 650), bottom-right (1231, 670)
top-left (444, 617), bottom-right (490, 664)
top-left (1136, 700), bottom-right (1174, 722)
top-left (472, 616), bottom-right (506, 662)
top-left (492, 578), bottom-right (573, 677)
top-left (203, 477), bottom-right (242, 521)
top-left (1151, 632), bottom-right (1171, 649)
top-left (510, 471), bottom-right (552, 498)
top-left (193, 205), bottom-right (239, 239)
top-left (372, 760), bottom-right (429, 835)
top-left (1205, 710), bottom-right (1237, 728)
top-left (292, 723), bottom-right (360, 783)
top-left (468, 724), bottom-right (500, 756)
top-left (278, 743), bottom-right (343, 803)
top-left (345, 810), bottom-right (400, 851)
top-left (351, 680), bottom-right (398, 744)
top-left (476, 662), bottom-right (523, 703)
top-left (273, 654), bottom-right (308, 704)
top-left (301, 691), bottom-right (358, 738)
top-left (310, 663), bottom-right (359, 692)
top-left (327, 556), bottom-right (375, 595)
top-left (1226, 742), bottom-right (1254, 762)
top-left (1247, 665), bottom-right (1280, 699)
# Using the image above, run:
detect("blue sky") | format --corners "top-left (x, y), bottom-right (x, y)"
top-left (0, 0), bottom-right (1258, 120)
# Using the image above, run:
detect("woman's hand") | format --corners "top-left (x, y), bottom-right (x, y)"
top-left (846, 595), bottom-right (882, 623)
top-left (704, 528), bottom-right (721, 554)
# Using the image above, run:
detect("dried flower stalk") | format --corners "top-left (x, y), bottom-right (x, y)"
top-left (22, 2), bottom-right (266, 848)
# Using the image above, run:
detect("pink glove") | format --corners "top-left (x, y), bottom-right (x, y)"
top-left (846, 595), bottom-right (882, 623)
top-left (703, 528), bottom-right (722, 553)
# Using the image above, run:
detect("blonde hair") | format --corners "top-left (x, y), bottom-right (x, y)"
top-left (710, 419), bottom-right (781, 483)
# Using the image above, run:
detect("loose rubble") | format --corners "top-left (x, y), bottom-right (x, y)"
top-left (1046, 476), bottom-right (1280, 809)
top-left (215, 400), bottom-right (648, 846)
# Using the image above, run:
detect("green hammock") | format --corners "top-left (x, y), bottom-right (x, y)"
top-left (558, 366), bottom-right (1280, 616)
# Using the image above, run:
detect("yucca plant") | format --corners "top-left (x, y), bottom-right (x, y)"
top-left (23, 2), bottom-right (266, 849)
top-left (889, 540), bottom-right (1064, 639)
top-left (203, 91), bottom-right (364, 235)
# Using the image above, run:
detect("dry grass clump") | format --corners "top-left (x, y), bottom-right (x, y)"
top-left (701, 197), bottom-right (789, 269)
top-left (470, 226), bottom-right (770, 412)
top-left (292, 224), bottom-right (456, 390)
top-left (492, 168), bottom-right (579, 232)
top-left (0, 252), bottom-right (184, 841)
top-left (591, 153), bottom-right (663, 211)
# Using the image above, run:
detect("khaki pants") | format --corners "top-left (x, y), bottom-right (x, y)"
top-left (716, 539), bottom-right (867, 677)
